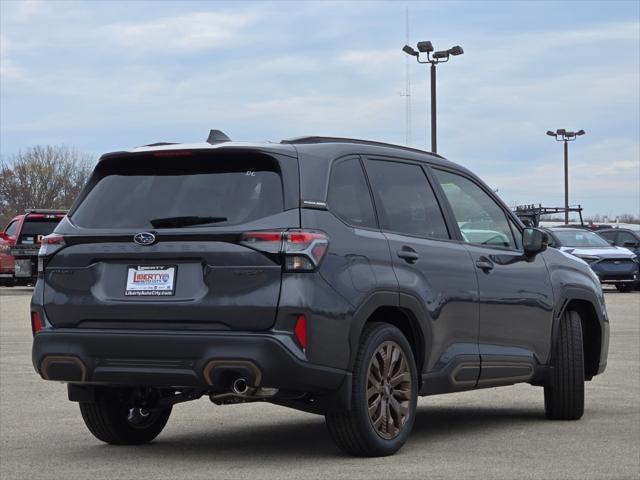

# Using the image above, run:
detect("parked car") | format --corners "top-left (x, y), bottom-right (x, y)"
top-left (31, 134), bottom-right (609, 456)
top-left (544, 227), bottom-right (639, 292)
top-left (0, 210), bottom-right (67, 286)
top-left (596, 228), bottom-right (640, 257)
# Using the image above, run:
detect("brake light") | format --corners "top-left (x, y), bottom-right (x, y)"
top-left (153, 151), bottom-right (193, 157)
top-left (31, 312), bottom-right (42, 335)
top-left (294, 315), bottom-right (307, 350)
top-left (240, 230), bottom-right (329, 271)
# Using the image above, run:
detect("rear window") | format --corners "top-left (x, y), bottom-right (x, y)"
top-left (71, 155), bottom-right (284, 229)
top-left (19, 219), bottom-right (61, 244)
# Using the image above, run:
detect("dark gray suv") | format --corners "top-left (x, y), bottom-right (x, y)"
top-left (31, 134), bottom-right (609, 456)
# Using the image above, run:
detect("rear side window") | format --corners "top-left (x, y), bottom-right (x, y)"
top-left (365, 160), bottom-right (449, 239)
top-left (19, 219), bottom-right (61, 244)
top-left (72, 155), bottom-right (284, 229)
top-left (327, 158), bottom-right (377, 228)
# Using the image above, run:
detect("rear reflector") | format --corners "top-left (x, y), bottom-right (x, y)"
top-left (294, 315), bottom-right (307, 350)
top-left (31, 312), bottom-right (42, 335)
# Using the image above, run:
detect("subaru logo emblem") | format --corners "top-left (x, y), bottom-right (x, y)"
top-left (134, 232), bottom-right (156, 246)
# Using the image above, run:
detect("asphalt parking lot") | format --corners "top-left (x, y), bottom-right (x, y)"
top-left (0, 287), bottom-right (638, 480)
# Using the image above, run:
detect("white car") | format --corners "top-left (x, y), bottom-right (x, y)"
top-left (545, 228), bottom-right (639, 292)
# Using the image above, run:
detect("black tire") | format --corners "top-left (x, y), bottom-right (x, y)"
top-left (325, 323), bottom-right (418, 457)
top-left (79, 390), bottom-right (172, 445)
top-left (615, 283), bottom-right (633, 293)
top-left (544, 310), bottom-right (584, 420)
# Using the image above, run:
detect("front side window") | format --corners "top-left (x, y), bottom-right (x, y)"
top-left (508, 217), bottom-right (523, 249)
top-left (327, 158), bottom-right (377, 228)
top-left (434, 169), bottom-right (516, 249)
top-left (365, 160), bottom-right (449, 239)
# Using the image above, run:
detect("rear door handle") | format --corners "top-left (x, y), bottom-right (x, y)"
top-left (397, 247), bottom-right (419, 264)
top-left (475, 258), bottom-right (494, 271)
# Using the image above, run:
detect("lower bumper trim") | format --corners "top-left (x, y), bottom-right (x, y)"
top-left (32, 329), bottom-right (347, 393)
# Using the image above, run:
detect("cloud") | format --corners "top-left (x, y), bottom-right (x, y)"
top-left (100, 11), bottom-right (258, 54)
top-left (0, 2), bottom-right (638, 215)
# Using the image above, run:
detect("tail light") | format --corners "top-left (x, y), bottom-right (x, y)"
top-left (31, 311), bottom-right (42, 335)
top-left (240, 230), bottom-right (329, 272)
top-left (38, 234), bottom-right (66, 275)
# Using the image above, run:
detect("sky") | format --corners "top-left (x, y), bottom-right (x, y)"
top-left (1, 0), bottom-right (639, 218)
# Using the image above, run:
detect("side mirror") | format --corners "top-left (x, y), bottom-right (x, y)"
top-left (522, 228), bottom-right (548, 256)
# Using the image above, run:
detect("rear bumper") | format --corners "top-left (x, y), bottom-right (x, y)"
top-left (32, 328), bottom-right (348, 394)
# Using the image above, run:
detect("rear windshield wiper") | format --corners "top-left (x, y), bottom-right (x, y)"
top-left (149, 216), bottom-right (228, 228)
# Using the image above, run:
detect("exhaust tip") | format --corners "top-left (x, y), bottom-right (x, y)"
top-left (232, 377), bottom-right (249, 395)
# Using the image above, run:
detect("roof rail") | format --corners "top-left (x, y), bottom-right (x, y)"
top-left (280, 136), bottom-right (444, 158)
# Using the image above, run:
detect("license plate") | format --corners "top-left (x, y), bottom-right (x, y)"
top-left (125, 266), bottom-right (176, 296)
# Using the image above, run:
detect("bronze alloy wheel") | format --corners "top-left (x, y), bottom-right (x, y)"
top-left (366, 341), bottom-right (412, 439)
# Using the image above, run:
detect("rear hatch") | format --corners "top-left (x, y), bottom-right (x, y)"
top-left (42, 148), bottom-right (299, 331)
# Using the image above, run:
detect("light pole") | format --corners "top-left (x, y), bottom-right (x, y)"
top-left (546, 129), bottom-right (586, 224)
top-left (402, 41), bottom-right (463, 153)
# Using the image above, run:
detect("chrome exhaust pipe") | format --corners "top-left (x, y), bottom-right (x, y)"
top-left (231, 377), bottom-right (250, 395)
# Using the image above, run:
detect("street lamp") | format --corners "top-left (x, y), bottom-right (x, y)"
top-left (546, 129), bottom-right (586, 224)
top-left (402, 41), bottom-right (464, 153)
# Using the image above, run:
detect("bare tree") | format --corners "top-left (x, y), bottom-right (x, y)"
top-left (0, 145), bottom-right (94, 227)
top-left (616, 213), bottom-right (640, 224)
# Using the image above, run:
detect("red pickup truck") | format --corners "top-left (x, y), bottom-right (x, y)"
top-left (0, 210), bottom-right (67, 286)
